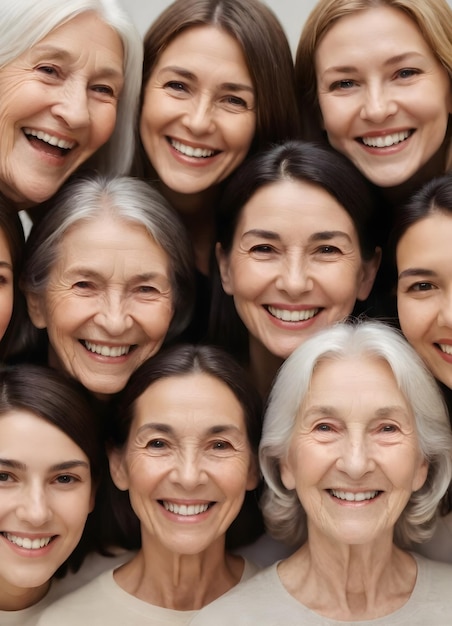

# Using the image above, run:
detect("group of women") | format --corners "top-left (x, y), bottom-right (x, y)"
top-left (0, 0), bottom-right (452, 624)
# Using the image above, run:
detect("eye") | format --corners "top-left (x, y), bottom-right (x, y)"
top-left (0, 472), bottom-right (12, 482)
top-left (211, 440), bottom-right (232, 451)
top-left (408, 281), bottom-right (436, 292)
top-left (137, 285), bottom-right (159, 295)
top-left (73, 281), bottom-right (93, 290)
top-left (249, 244), bottom-right (276, 255)
top-left (315, 423), bottom-right (333, 432)
top-left (55, 474), bottom-right (78, 485)
top-left (397, 68), bottom-right (420, 80)
top-left (146, 439), bottom-right (167, 449)
top-left (37, 65), bottom-right (59, 77)
top-left (165, 81), bottom-right (188, 94)
top-left (316, 245), bottom-right (341, 255)
top-left (330, 79), bottom-right (357, 91)
top-left (220, 95), bottom-right (250, 112)
top-left (379, 424), bottom-right (399, 433)
top-left (91, 84), bottom-right (115, 97)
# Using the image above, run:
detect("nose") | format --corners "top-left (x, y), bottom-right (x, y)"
top-left (93, 292), bottom-right (133, 336)
top-left (360, 83), bottom-right (398, 123)
top-left (16, 483), bottom-right (52, 527)
top-left (275, 255), bottom-right (313, 297)
top-left (170, 452), bottom-right (208, 490)
top-left (51, 80), bottom-right (90, 129)
top-left (437, 290), bottom-right (452, 328)
top-left (182, 93), bottom-right (216, 136)
top-left (335, 433), bottom-right (376, 479)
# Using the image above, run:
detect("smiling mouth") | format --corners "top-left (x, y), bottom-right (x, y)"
top-left (168, 137), bottom-right (220, 159)
top-left (160, 501), bottom-right (214, 516)
top-left (2, 532), bottom-right (56, 549)
top-left (23, 128), bottom-right (76, 154)
top-left (358, 129), bottom-right (413, 148)
top-left (437, 343), bottom-right (452, 356)
top-left (80, 340), bottom-right (136, 357)
top-left (329, 489), bottom-right (381, 502)
top-left (266, 306), bottom-right (321, 322)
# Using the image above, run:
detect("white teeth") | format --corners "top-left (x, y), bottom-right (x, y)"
top-left (362, 130), bottom-right (410, 148)
top-left (171, 139), bottom-right (215, 158)
top-left (267, 306), bottom-right (319, 322)
top-left (23, 128), bottom-right (75, 150)
top-left (4, 533), bottom-right (52, 549)
top-left (439, 344), bottom-right (452, 355)
top-left (84, 341), bottom-right (130, 357)
top-left (163, 501), bottom-right (210, 516)
top-left (330, 489), bottom-right (379, 502)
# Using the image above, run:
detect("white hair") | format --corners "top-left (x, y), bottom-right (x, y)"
top-left (260, 319), bottom-right (452, 547)
top-left (0, 0), bottom-right (142, 175)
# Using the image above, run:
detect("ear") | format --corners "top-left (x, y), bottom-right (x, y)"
top-left (216, 242), bottom-right (233, 296)
top-left (356, 247), bottom-right (382, 302)
top-left (412, 456), bottom-right (429, 493)
top-left (108, 446), bottom-right (129, 492)
top-left (25, 292), bottom-right (48, 329)
top-left (280, 456), bottom-right (296, 491)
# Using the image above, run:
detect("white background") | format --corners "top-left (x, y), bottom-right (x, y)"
top-left (124, 0), bottom-right (452, 57)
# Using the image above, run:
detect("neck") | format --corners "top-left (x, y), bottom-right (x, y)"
top-left (382, 140), bottom-right (448, 208)
top-left (280, 532), bottom-right (417, 621)
top-left (248, 337), bottom-right (284, 399)
top-left (0, 580), bottom-right (50, 611)
top-left (114, 537), bottom-right (243, 610)
top-left (158, 182), bottom-right (218, 276)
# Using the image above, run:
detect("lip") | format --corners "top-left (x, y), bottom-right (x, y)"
top-left (166, 136), bottom-right (221, 165)
top-left (79, 339), bottom-right (137, 361)
top-left (434, 341), bottom-right (452, 362)
top-left (1, 531), bottom-right (58, 557)
top-left (356, 128), bottom-right (414, 153)
top-left (22, 126), bottom-right (79, 167)
top-left (264, 304), bottom-right (322, 327)
top-left (158, 499), bottom-right (215, 521)
top-left (327, 489), bottom-right (382, 504)
top-left (23, 127), bottom-right (77, 150)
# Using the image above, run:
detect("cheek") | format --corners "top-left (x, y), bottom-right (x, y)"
top-left (0, 288), bottom-right (13, 338)
top-left (90, 103), bottom-right (118, 149)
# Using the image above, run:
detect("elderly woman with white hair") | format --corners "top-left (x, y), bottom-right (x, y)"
top-left (0, 0), bottom-right (142, 211)
top-left (191, 320), bottom-right (452, 624)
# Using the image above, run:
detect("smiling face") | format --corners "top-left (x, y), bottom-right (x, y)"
top-left (397, 211), bottom-right (452, 389)
top-left (139, 25), bottom-right (256, 205)
top-left (0, 12), bottom-right (124, 208)
top-left (0, 228), bottom-right (13, 343)
top-left (109, 373), bottom-right (257, 557)
top-left (315, 6), bottom-right (452, 188)
top-left (26, 215), bottom-right (174, 396)
top-left (0, 410), bottom-right (93, 609)
top-left (218, 179), bottom-right (378, 360)
top-left (280, 356), bottom-right (428, 548)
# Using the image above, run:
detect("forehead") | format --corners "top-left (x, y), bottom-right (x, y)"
top-left (132, 372), bottom-right (246, 430)
top-left (235, 179), bottom-right (358, 234)
top-left (0, 409), bottom-right (87, 460)
top-left (316, 5), bottom-right (434, 62)
top-left (153, 24), bottom-right (250, 77)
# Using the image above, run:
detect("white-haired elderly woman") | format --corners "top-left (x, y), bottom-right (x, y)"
top-left (190, 320), bottom-right (452, 624)
top-left (20, 174), bottom-right (194, 398)
top-left (0, 0), bottom-right (142, 211)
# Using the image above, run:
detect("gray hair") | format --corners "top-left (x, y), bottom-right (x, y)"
top-left (22, 174), bottom-right (195, 339)
top-left (260, 320), bottom-right (452, 547)
top-left (0, 0), bottom-right (142, 175)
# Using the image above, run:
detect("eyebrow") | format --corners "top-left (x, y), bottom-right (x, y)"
top-left (322, 52), bottom-right (425, 76)
top-left (136, 422), bottom-right (242, 436)
top-left (159, 66), bottom-right (254, 93)
top-left (398, 268), bottom-right (436, 280)
top-left (0, 458), bottom-right (89, 471)
top-left (0, 261), bottom-right (12, 270)
top-left (242, 229), bottom-right (352, 242)
top-left (65, 268), bottom-right (168, 282)
top-left (30, 45), bottom-right (123, 79)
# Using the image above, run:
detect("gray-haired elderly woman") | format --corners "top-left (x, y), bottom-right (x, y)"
top-left (190, 320), bottom-right (452, 624)
top-left (20, 174), bottom-right (194, 398)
